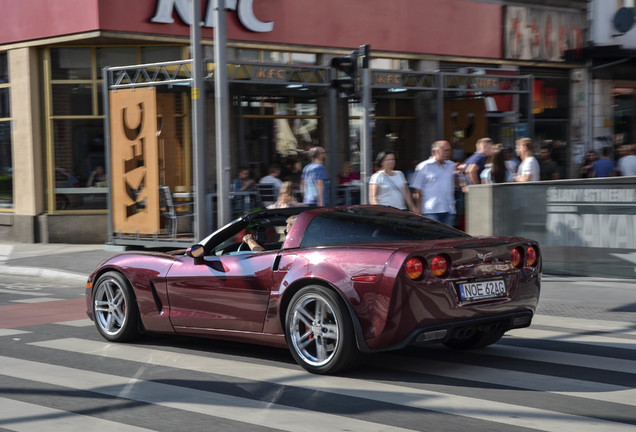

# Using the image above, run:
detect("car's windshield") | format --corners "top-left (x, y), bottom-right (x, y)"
top-left (300, 207), bottom-right (469, 247)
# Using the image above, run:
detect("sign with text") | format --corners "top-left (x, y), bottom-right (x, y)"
top-left (546, 186), bottom-right (636, 249)
top-left (151, 0), bottom-right (274, 33)
top-left (505, 6), bottom-right (585, 62)
top-left (110, 88), bottom-right (160, 234)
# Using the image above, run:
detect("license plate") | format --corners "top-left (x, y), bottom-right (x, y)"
top-left (459, 279), bottom-right (507, 302)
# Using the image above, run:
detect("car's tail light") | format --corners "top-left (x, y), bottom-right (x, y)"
top-left (405, 257), bottom-right (424, 280)
top-left (430, 255), bottom-right (449, 277)
top-left (511, 247), bottom-right (523, 268)
top-left (526, 246), bottom-right (538, 266)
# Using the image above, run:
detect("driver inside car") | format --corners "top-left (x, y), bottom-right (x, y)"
top-left (243, 215), bottom-right (297, 251)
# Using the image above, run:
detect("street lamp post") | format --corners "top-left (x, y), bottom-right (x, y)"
top-left (214, 0), bottom-right (232, 227)
top-left (191, 0), bottom-right (207, 239)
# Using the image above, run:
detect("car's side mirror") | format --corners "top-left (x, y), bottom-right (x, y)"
top-left (186, 244), bottom-right (205, 261)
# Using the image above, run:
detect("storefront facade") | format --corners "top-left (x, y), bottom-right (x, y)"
top-left (0, 0), bottom-right (586, 244)
top-left (570, 0), bottom-right (636, 168)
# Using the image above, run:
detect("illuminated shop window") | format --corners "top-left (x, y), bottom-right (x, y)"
top-left (266, 51), bottom-right (291, 63)
top-left (232, 49), bottom-right (318, 65)
top-left (141, 46), bottom-right (183, 64)
top-left (291, 53), bottom-right (317, 65)
top-left (238, 95), bottom-right (320, 179)
top-left (614, 87), bottom-right (636, 145)
top-left (46, 46), bottom-right (185, 212)
top-left (51, 48), bottom-right (92, 80)
top-left (97, 47), bottom-right (137, 69)
top-left (0, 52), bottom-right (12, 210)
top-left (370, 58), bottom-right (413, 71)
top-left (52, 83), bottom-right (92, 116)
top-left (235, 49), bottom-right (260, 62)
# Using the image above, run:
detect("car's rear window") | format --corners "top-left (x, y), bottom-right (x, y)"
top-left (300, 207), bottom-right (469, 247)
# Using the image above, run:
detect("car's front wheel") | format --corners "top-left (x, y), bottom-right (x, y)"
top-left (92, 271), bottom-right (140, 342)
top-left (285, 285), bottom-right (360, 374)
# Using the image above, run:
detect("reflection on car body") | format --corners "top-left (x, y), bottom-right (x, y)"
top-left (85, 205), bottom-right (541, 374)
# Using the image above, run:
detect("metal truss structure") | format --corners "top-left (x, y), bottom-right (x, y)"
top-left (106, 60), bottom-right (532, 95)
top-left (104, 60), bottom-right (532, 247)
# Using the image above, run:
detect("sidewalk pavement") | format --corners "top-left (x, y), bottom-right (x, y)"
top-left (0, 242), bottom-right (124, 283)
top-left (0, 241), bottom-right (635, 323)
top-left (1, 240), bottom-right (635, 286)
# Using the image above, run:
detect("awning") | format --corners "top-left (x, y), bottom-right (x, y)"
top-left (564, 45), bottom-right (636, 80)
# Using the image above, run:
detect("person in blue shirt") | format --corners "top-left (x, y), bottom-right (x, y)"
top-left (232, 166), bottom-right (256, 192)
top-left (591, 147), bottom-right (617, 177)
top-left (231, 166), bottom-right (256, 215)
top-left (301, 146), bottom-right (329, 207)
top-left (463, 137), bottom-right (494, 185)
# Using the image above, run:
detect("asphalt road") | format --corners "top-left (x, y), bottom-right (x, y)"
top-left (0, 273), bottom-right (635, 431)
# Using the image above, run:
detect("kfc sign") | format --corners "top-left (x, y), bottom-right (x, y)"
top-left (151, 0), bottom-right (274, 33)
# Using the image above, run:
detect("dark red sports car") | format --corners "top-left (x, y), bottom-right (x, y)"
top-left (86, 205), bottom-right (541, 374)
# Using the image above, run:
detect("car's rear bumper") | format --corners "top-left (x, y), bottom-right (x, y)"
top-left (355, 309), bottom-right (534, 353)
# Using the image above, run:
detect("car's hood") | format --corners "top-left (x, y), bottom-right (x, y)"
top-left (88, 251), bottom-right (181, 280)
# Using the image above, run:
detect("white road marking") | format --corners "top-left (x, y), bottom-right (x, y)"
top-left (0, 397), bottom-right (155, 432)
top-left (0, 355), bottom-right (417, 432)
top-left (22, 339), bottom-right (636, 432)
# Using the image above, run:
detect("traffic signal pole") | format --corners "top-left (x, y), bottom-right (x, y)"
top-left (359, 45), bottom-right (372, 205)
top-left (330, 44), bottom-right (371, 204)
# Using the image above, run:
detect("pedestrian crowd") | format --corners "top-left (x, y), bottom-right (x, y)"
top-left (230, 136), bottom-right (636, 229)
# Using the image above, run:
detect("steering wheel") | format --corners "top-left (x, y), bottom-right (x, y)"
top-left (237, 241), bottom-right (248, 252)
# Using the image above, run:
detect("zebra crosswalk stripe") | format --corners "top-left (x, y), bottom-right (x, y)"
top-left (0, 397), bottom-right (156, 432)
top-left (473, 343), bottom-right (636, 374)
top-left (506, 327), bottom-right (636, 350)
top-left (23, 337), bottom-right (636, 432)
top-left (367, 352), bottom-right (636, 407)
top-left (532, 314), bottom-right (636, 336)
top-left (0, 355), bottom-right (416, 432)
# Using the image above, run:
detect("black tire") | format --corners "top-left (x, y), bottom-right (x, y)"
top-left (443, 325), bottom-right (506, 350)
top-left (92, 271), bottom-right (141, 342)
top-left (285, 285), bottom-right (360, 374)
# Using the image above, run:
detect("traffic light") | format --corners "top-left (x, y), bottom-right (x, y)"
top-left (330, 50), bottom-right (360, 97)
top-left (330, 45), bottom-right (370, 98)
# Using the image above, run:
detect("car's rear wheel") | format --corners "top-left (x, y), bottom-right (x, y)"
top-left (92, 271), bottom-right (140, 342)
top-left (285, 285), bottom-right (360, 374)
top-left (443, 323), bottom-right (506, 349)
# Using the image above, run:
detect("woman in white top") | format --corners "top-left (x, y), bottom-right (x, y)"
top-left (480, 144), bottom-right (514, 184)
top-left (369, 151), bottom-right (417, 211)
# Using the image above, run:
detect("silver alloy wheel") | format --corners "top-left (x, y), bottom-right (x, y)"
top-left (94, 276), bottom-right (128, 337)
top-left (288, 291), bottom-right (340, 367)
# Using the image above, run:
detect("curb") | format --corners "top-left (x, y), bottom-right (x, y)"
top-left (542, 274), bottom-right (636, 284)
top-left (0, 265), bottom-right (87, 283)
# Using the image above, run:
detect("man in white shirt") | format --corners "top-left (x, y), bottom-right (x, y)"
top-left (514, 137), bottom-right (540, 182)
top-left (410, 140), bottom-right (457, 226)
top-left (259, 165), bottom-right (283, 189)
top-left (258, 165), bottom-right (284, 206)
top-left (618, 144), bottom-right (636, 176)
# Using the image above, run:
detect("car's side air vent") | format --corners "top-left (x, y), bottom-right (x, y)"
top-left (149, 281), bottom-right (163, 313)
